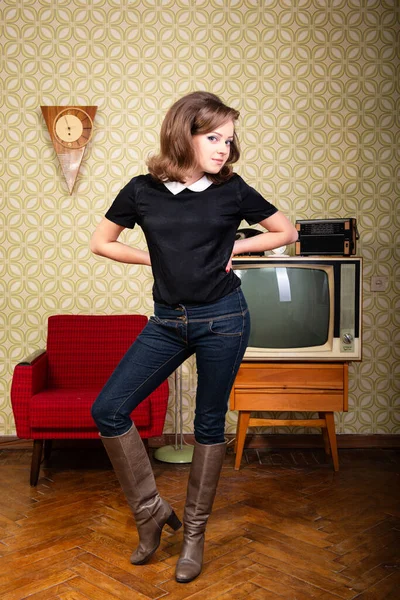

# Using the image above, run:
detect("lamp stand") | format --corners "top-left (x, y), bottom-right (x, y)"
top-left (153, 364), bottom-right (194, 463)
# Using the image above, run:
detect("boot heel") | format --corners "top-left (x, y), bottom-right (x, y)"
top-left (166, 510), bottom-right (182, 531)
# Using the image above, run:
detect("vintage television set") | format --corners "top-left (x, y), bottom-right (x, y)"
top-left (232, 256), bottom-right (362, 361)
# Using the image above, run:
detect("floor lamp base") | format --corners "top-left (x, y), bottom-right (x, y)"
top-left (153, 444), bottom-right (194, 463)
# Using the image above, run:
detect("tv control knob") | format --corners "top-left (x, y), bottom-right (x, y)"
top-left (342, 333), bottom-right (353, 345)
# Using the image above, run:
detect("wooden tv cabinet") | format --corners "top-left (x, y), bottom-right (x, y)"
top-left (229, 361), bottom-right (349, 471)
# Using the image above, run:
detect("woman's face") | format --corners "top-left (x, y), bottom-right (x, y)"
top-left (190, 120), bottom-right (234, 181)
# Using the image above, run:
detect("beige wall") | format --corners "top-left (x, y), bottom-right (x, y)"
top-left (1, 0), bottom-right (399, 436)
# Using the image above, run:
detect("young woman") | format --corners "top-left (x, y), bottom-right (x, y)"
top-left (90, 91), bottom-right (298, 583)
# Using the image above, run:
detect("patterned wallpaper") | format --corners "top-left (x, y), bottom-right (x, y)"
top-left (1, 0), bottom-right (399, 437)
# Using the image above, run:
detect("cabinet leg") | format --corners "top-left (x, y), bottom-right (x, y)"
top-left (319, 412), bottom-right (331, 456)
top-left (325, 412), bottom-right (339, 472)
top-left (234, 411), bottom-right (251, 471)
top-left (234, 420), bottom-right (238, 454)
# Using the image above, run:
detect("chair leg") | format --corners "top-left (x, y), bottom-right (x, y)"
top-left (30, 440), bottom-right (44, 486)
top-left (44, 440), bottom-right (53, 461)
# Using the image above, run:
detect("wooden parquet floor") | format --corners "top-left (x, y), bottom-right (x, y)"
top-left (0, 443), bottom-right (399, 600)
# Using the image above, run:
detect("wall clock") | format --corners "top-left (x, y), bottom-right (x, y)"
top-left (41, 105), bottom-right (97, 194)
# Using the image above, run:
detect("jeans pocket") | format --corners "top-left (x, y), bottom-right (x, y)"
top-left (209, 313), bottom-right (244, 337)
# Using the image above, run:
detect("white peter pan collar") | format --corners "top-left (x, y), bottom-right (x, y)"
top-left (163, 175), bottom-right (212, 195)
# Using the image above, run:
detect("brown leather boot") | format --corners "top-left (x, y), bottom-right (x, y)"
top-left (101, 425), bottom-right (182, 565)
top-left (175, 440), bottom-right (226, 583)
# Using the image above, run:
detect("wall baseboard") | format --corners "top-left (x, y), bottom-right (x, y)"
top-left (1, 433), bottom-right (399, 450)
top-left (155, 433), bottom-right (400, 449)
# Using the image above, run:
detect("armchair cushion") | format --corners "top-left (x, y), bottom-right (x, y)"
top-left (29, 390), bottom-right (150, 434)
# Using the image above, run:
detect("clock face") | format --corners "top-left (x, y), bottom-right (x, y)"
top-left (53, 108), bottom-right (93, 149)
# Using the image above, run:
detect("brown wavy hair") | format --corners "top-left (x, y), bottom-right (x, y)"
top-left (147, 91), bottom-right (240, 184)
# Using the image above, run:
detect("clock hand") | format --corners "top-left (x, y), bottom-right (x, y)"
top-left (64, 116), bottom-right (71, 131)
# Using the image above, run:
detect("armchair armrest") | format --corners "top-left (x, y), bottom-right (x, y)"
top-left (17, 349), bottom-right (47, 366)
top-left (11, 350), bottom-right (48, 438)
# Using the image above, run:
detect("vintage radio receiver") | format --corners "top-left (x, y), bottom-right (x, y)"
top-left (295, 218), bottom-right (358, 256)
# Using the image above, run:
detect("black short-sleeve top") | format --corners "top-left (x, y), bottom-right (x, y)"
top-left (105, 173), bottom-right (278, 306)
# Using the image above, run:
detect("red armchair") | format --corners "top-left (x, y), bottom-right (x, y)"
top-left (11, 314), bottom-right (169, 486)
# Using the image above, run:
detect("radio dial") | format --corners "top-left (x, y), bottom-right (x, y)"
top-left (342, 333), bottom-right (353, 345)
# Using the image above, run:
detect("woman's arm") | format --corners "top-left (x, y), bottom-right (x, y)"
top-left (90, 218), bottom-right (151, 266)
top-left (226, 212), bottom-right (298, 271)
top-left (233, 212), bottom-right (298, 255)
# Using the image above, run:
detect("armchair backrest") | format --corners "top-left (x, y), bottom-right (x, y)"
top-left (46, 315), bottom-right (148, 389)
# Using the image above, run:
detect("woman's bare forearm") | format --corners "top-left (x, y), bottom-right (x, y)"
top-left (90, 218), bottom-right (151, 266)
top-left (233, 230), bottom-right (296, 255)
top-left (232, 211), bottom-right (298, 255)
top-left (91, 240), bottom-right (151, 265)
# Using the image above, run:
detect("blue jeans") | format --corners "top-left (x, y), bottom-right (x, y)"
top-left (91, 287), bottom-right (250, 444)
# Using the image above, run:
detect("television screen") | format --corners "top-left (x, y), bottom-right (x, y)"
top-left (236, 266), bottom-right (330, 349)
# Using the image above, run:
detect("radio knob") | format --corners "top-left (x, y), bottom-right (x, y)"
top-left (342, 333), bottom-right (353, 345)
